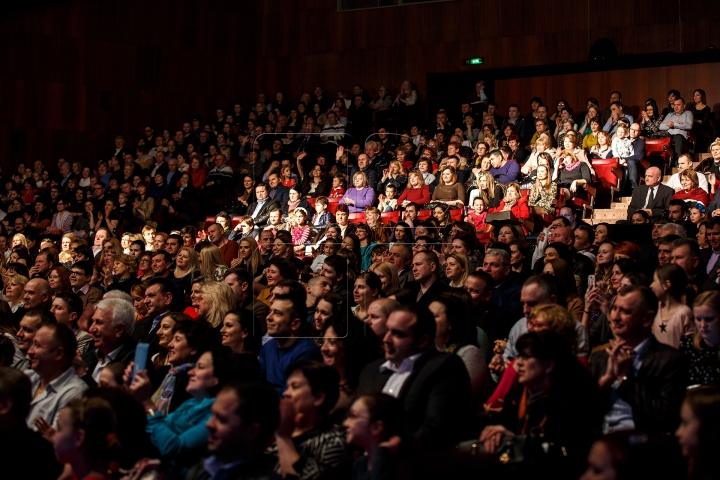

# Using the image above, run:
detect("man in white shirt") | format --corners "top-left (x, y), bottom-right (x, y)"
top-left (357, 304), bottom-right (471, 448)
top-left (81, 298), bottom-right (136, 384)
top-left (665, 153), bottom-right (708, 192)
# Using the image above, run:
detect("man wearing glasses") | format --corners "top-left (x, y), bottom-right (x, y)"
top-left (91, 184), bottom-right (107, 211)
top-left (69, 261), bottom-right (102, 308)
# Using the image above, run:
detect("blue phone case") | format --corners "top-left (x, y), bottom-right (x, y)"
top-left (132, 343), bottom-right (150, 381)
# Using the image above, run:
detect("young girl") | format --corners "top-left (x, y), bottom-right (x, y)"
top-left (329, 174), bottom-right (346, 198)
top-left (465, 197), bottom-right (487, 231)
top-left (291, 207), bottom-right (311, 256)
top-left (343, 393), bottom-right (403, 480)
top-left (610, 123), bottom-right (633, 166)
top-left (280, 165), bottom-right (296, 188)
top-left (651, 263), bottom-right (695, 348)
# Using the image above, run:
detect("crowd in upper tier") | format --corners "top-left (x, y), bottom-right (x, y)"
top-left (1, 80), bottom-right (720, 480)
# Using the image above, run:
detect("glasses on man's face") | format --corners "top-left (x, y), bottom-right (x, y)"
top-left (139, 258), bottom-right (150, 264)
top-left (70, 271), bottom-right (85, 277)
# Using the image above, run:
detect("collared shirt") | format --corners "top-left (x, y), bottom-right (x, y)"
top-left (644, 185), bottom-right (657, 208)
top-left (73, 284), bottom-right (90, 296)
top-left (380, 352), bottom-right (424, 398)
top-left (151, 311), bottom-right (171, 334)
top-left (707, 249), bottom-right (720, 275)
top-left (251, 198), bottom-right (268, 218)
top-left (202, 455), bottom-right (252, 480)
top-left (92, 344), bottom-right (124, 382)
top-left (602, 337), bottom-right (652, 434)
top-left (26, 366), bottom-right (87, 430)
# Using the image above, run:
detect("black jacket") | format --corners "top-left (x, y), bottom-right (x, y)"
top-left (405, 278), bottom-right (450, 307)
top-left (627, 184), bottom-right (674, 218)
top-left (246, 199), bottom-right (281, 226)
top-left (185, 454), bottom-right (280, 480)
top-left (81, 337), bottom-right (137, 386)
top-left (357, 349), bottom-right (471, 449)
top-left (590, 335), bottom-right (688, 435)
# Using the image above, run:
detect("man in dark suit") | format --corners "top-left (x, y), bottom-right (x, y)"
top-left (266, 171), bottom-right (289, 207)
top-left (625, 123), bottom-right (646, 189)
top-left (701, 217), bottom-right (720, 281)
top-left (70, 261), bottom-right (103, 308)
top-left (590, 286), bottom-right (687, 435)
top-left (82, 297), bottom-right (136, 386)
top-left (246, 183), bottom-right (280, 227)
top-left (627, 167), bottom-right (674, 219)
top-left (389, 244), bottom-right (414, 289)
top-left (132, 277), bottom-right (174, 357)
top-left (357, 303), bottom-right (471, 448)
top-left (405, 251), bottom-right (450, 307)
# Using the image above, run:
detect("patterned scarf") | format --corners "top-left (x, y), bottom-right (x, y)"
top-left (152, 363), bottom-right (195, 416)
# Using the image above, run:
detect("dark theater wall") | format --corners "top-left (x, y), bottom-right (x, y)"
top-left (1, 0), bottom-right (720, 167)
top-left (0, 0), bottom-right (260, 168)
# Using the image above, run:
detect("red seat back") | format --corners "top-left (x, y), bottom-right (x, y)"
top-left (450, 208), bottom-right (464, 222)
top-left (645, 137), bottom-right (671, 154)
top-left (326, 198), bottom-right (340, 214)
top-left (381, 211), bottom-right (400, 224)
top-left (349, 212), bottom-right (366, 223)
top-left (418, 209), bottom-right (432, 220)
top-left (592, 158), bottom-right (621, 189)
top-left (307, 197), bottom-right (317, 208)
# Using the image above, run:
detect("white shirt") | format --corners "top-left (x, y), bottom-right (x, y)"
top-left (602, 337), bottom-right (651, 434)
top-left (380, 352), bottom-right (424, 398)
top-left (665, 171), bottom-right (709, 193)
top-left (92, 344), bottom-right (124, 382)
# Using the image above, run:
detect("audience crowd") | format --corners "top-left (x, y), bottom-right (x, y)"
top-left (2, 82), bottom-right (720, 479)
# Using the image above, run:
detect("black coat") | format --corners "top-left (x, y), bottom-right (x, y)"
top-left (627, 184), bottom-right (674, 218)
top-left (246, 199), bottom-right (281, 226)
top-left (357, 349), bottom-right (472, 449)
top-left (590, 335), bottom-right (688, 435)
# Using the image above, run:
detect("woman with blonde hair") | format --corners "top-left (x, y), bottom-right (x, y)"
top-left (196, 280), bottom-right (236, 329)
top-left (11, 233), bottom-right (28, 250)
top-left (3, 274), bottom-right (28, 312)
top-left (397, 170), bottom-right (430, 208)
top-left (340, 171), bottom-right (375, 213)
top-left (377, 160), bottom-right (407, 194)
top-left (369, 262), bottom-right (399, 297)
top-left (59, 233), bottom-right (77, 265)
top-left (102, 253), bottom-right (136, 294)
top-left (444, 252), bottom-right (470, 288)
top-left (229, 237), bottom-right (263, 274)
top-left (198, 244), bottom-right (228, 281)
top-left (682, 290), bottom-right (720, 386)
top-left (471, 171), bottom-right (504, 209)
top-left (142, 225), bottom-right (156, 251)
top-left (174, 246), bottom-right (199, 300)
top-left (528, 163), bottom-right (557, 215)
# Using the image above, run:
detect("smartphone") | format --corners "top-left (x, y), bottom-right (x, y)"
top-left (132, 343), bottom-right (150, 382)
top-left (588, 275), bottom-right (596, 290)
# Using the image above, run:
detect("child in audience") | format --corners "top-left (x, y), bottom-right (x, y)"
top-left (329, 174), bottom-right (346, 198)
top-left (312, 196), bottom-right (334, 230)
top-left (377, 184), bottom-right (398, 212)
top-left (465, 197), bottom-right (487, 231)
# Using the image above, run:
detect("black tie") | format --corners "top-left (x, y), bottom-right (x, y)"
top-left (646, 187), bottom-right (655, 209)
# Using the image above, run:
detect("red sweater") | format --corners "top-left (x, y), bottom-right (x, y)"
top-left (397, 185), bottom-right (431, 206)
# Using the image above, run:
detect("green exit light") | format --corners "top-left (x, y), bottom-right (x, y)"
top-left (463, 57), bottom-right (484, 66)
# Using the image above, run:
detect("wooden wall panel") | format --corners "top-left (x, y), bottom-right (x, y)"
top-left (2, 0), bottom-right (720, 170)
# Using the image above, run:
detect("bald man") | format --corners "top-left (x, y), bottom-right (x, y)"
top-left (627, 167), bottom-right (674, 219)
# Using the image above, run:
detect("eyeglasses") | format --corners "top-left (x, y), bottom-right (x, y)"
top-left (69, 271), bottom-right (85, 276)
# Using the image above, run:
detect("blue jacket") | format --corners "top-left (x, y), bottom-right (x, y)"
top-left (147, 396), bottom-right (214, 475)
